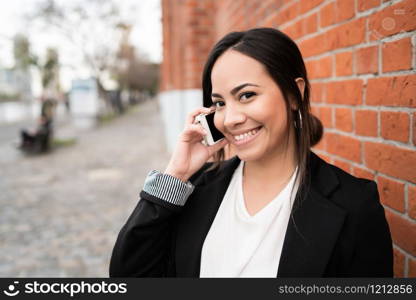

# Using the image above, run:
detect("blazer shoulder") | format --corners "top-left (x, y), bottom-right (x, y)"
top-left (323, 161), bottom-right (380, 213)
top-left (328, 162), bottom-right (375, 189)
top-left (310, 152), bottom-right (376, 199)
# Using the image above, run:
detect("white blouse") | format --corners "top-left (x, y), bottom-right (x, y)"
top-left (200, 160), bottom-right (299, 277)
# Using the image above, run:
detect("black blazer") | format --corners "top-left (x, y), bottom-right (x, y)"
top-left (109, 151), bottom-right (393, 277)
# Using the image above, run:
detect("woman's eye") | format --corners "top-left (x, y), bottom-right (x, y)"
top-left (239, 92), bottom-right (256, 101)
top-left (212, 101), bottom-right (225, 108)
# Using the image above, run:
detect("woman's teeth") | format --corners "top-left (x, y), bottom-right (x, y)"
top-left (234, 127), bottom-right (261, 141)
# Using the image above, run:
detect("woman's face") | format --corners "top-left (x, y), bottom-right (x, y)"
top-left (211, 49), bottom-right (293, 163)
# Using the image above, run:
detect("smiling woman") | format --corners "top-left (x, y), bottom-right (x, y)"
top-left (109, 28), bottom-right (393, 278)
top-left (211, 51), bottom-right (295, 162)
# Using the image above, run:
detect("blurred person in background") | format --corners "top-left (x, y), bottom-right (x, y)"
top-left (109, 28), bottom-right (393, 277)
top-left (19, 97), bottom-right (55, 153)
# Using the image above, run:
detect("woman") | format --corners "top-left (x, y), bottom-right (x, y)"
top-left (109, 28), bottom-right (393, 277)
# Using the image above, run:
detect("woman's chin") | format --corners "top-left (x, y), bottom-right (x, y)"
top-left (235, 147), bottom-right (263, 162)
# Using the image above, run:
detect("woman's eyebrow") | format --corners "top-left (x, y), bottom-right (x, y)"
top-left (211, 83), bottom-right (260, 98)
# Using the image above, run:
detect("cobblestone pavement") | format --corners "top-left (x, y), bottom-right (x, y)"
top-left (0, 99), bottom-right (171, 276)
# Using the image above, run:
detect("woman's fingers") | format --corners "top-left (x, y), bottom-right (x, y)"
top-left (206, 138), bottom-right (228, 156)
top-left (186, 106), bottom-right (214, 125)
top-left (181, 123), bottom-right (207, 142)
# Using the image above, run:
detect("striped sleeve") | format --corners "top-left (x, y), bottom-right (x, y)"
top-left (142, 170), bottom-right (195, 206)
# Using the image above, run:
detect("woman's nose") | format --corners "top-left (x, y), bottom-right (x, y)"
top-left (223, 104), bottom-right (246, 129)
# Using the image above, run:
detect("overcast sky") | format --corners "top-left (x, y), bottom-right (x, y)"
top-left (0, 0), bottom-right (162, 94)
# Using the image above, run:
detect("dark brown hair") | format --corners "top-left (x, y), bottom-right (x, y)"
top-left (202, 27), bottom-right (323, 206)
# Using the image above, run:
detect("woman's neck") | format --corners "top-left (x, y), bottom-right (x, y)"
top-left (242, 134), bottom-right (298, 186)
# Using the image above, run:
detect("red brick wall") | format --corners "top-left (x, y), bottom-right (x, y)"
top-left (161, 0), bottom-right (416, 277)
top-left (161, 0), bottom-right (216, 90)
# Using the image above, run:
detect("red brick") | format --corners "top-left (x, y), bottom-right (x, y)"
top-left (335, 107), bottom-right (353, 132)
top-left (409, 258), bottom-right (416, 278)
top-left (310, 105), bottom-right (320, 117)
top-left (380, 111), bottom-right (410, 143)
top-left (357, 0), bottom-right (380, 12)
top-left (355, 110), bottom-right (378, 137)
top-left (413, 113), bottom-right (416, 145)
top-left (336, 0), bottom-right (355, 22)
top-left (320, 2), bottom-right (336, 28)
top-left (277, 1), bottom-right (299, 24)
top-left (327, 80), bottom-right (362, 105)
top-left (302, 13), bottom-right (318, 35)
top-left (327, 132), bottom-right (362, 163)
top-left (263, 12), bottom-right (280, 28)
top-left (409, 185), bottom-right (416, 220)
top-left (283, 20), bottom-right (303, 39)
top-left (327, 17), bottom-right (366, 49)
top-left (382, 38), bottom-right (412, 72)
top-left (364, 142), bottom-right (416, 183)
top-left (306, 56), bottom-right (332, 79)
top-left (393, 247), bottom-right (405, 277)
top-left (310, 82), bottom-right (325, 103)
top-left (320, 106), bottom-right (333, 128)
top-left (335, 51), bottom-right (353, 76)
top-left (369, 0), bottom-right (416, 41)
top-left (385, 210), bottom-right (416, 256)
top-left (356, 45), bottom-right (378, 74)
top-left (299, 0), bottom-right (324, 14)
top-left (353, 166), bottom-right (375, 180)
top-left (298, 33), bottom-right (327, 58)
top-left (366, 75), bottom-right (416, 107)
top-left (377, 175), bottom-right (405, 213)
top-left (333, 159), bottom-right (352, 173)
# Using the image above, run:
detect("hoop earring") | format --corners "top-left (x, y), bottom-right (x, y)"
top-left (294, 110), bottom-right (302, 130)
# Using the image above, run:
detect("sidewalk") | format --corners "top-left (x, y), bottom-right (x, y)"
top-left (0, 99), bottom-right (171, 276)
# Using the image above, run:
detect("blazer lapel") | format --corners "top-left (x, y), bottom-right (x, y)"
top-left (277, 152), bottom-right (347, 277)
top-left (175, 157), bottom-right (241, 277)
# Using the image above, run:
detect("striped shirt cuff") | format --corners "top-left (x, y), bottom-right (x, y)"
top-left (142, 170), bottom-right (195, 206)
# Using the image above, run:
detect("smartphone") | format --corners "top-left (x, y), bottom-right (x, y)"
top-left (195, 111), bottom-right (225, 146)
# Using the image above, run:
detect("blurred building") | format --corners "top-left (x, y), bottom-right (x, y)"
top-left (160, 0), bottom-right (416, 278)
top-left (69, 78), bottom-right (104, 128)
top-left (0, 67), bottom-right (32, 102)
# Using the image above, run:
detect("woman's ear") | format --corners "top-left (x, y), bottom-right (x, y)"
top-left (290, 77), bottom-right (305, 110)
top-left (295, 77), bottom-right (305, 101)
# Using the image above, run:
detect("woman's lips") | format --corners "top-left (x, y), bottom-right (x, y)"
top-left (230, 126), bottom-right (263, 146)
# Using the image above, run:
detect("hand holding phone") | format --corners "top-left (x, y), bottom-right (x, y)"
top-left (164, 107), bottom-right (228, 182)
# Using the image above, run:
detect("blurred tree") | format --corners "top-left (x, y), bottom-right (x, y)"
top-left (13, 34), bottom-right (35, 70)
top-left (114, 24), bottom-right (159, 96)
top-left (30, 0), bottom-right (131, 99)
top-left (41, 48), bottom-right (60, 93)
top-left (124, 58), bottom-right (159, 95)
